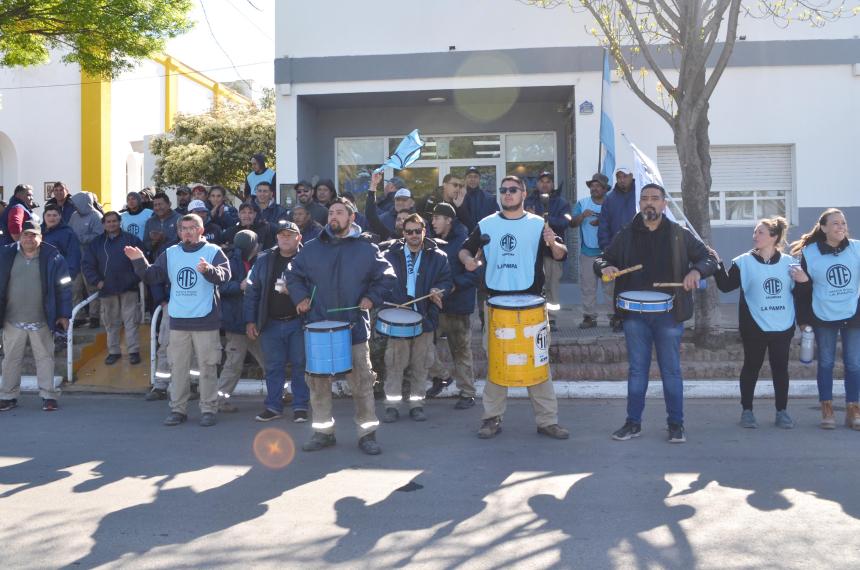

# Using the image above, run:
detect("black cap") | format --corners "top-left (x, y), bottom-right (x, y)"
top-left (466, 166), bottom-right (480, 175)
top-left (538, 171), bottom-right (554, 180)
top-left (586, 173), bottom-right (610, 189)
top-left (433, 203), bottom-right (456, 219)
top-left (21, 220), bottom-right (41, 235)
top-left (176, 186), bottom-right (191, 195)
top-left (275, 220), bottom-right (300, 234)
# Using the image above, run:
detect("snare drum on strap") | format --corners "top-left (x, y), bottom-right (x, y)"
top-left (486, 294), bottom-right (550, 387)
top-left (304, 320), bottom-right (352, 376)
top-left (375, 308), bottom-right (423, 338)
top-left (616, 290), bottom-right (674, 313)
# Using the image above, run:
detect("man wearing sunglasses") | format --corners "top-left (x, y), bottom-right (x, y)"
top-left (459, 175), bottom-right (569, 441)
top-left (293, 180), bottom-right (328, 226)
top-left (380, 210), bottom-right (452, 424)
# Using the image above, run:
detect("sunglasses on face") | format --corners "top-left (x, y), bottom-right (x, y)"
top-left (403, 229), bottom-right (423, 236)
top-left (498, 186), bottom-right (520, 194)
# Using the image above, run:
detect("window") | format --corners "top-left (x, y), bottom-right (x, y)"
top-left (657, 144), bottom-right (793, 225)
top-left (335, 138), bottom-right (383, 198)
top-left (505, 133), bottom-right (556, 190)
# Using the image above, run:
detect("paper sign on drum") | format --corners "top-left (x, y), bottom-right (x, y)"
top-left (533, 325), bottom-right (549, 367)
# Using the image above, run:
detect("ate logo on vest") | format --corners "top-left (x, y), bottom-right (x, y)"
top-left (762, 277), bottom-right (782, 296)
top-left (176, 267), bottom-right (198, 290)
top-left (827, 264), bottom-right (852, 289)
top-left (128, 223), bottom-right (139, 236)
top-left (500, 233), bottom-right (517, 253)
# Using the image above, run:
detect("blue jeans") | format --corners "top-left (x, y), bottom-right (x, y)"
top-left (813, 325), bottom-right (860, 403)
top-left (623, 312), bottom-right (685, 425)
top-left (260, 319), bottom-right (309, 413)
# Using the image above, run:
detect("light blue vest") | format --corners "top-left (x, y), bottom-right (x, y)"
top-left (734, 253), bottom-right (795, 332)
top-left (121, 209), bottom-right (153, 240)
top-left (166, 242), bottom-right (220, 319)
top-left (576, 196), bottom-right (602, 251)
top-left (804, 239), bottom-right (860, 321)
top-left (247, 168), bottom-right (275, 196)
top-left (480, 212), bottom-right (545, 292)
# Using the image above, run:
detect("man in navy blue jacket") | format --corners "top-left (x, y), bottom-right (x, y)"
top-left (251, 182), bottom-right (288, 227)
top-left (42, 204), bottom-right (81, 281)
top-left (286, 198), bottom-right (395, 455)
top-left (425, 203), bottom-right (481, 408)
top-left (83, 212), bottom-right (144, 365)
top-left (0, 221), bottom-right (72, 412)
top-left (597, 167), bottom-right (638, 331)
top-left (380, 212), bottom-right (452, 423)
top-left (453, 166), bottom-right (499, 232)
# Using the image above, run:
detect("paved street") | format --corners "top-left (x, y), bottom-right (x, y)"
top-left (2, 394), bottom-right (859, 569)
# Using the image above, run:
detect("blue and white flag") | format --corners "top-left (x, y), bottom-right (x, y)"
top-left (599, 50), bottom-right (616, 181)
top-left (374, 129), bottom-right (425, 173)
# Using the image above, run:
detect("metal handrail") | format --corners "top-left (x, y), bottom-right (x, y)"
top-left (66, 292), bottom-right (99, 383)
top-left (150, 303), bottom-right (163, 387)
top-left (139, 282), bottom-right (146, 323)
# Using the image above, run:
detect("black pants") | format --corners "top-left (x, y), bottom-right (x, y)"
top-left (739, 327), bottom-right (794, 411)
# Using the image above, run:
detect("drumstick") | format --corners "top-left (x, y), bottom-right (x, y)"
top-left (653, 282), bottom-right (684, 287)
top-left (602, 264), bottom-right (643, 282)
top-left (327, 305), bottom-right (360, 313)
top-left (383, 301), bottom-right (407, 308)
top-left (398, 291), bottom-right (439, 307)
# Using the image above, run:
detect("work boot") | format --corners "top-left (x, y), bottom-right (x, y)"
top-left (409, 407), bottom-right (427, 422)
top-left (820, 400), bottom-right (836, 430)
top-left (145, 388), bottom-right (168, 401)
top-left (477, 416), bottom-right (502, 439)
top-left (382, 407), bottom-right (399, 423)
top-left (425, 376), bottom-right (452, 399)
top-left (302, 432), bottom-right (336, 452)
top-left (454, 396), bottom-right (475, 410)
top-left (104, 353), bottom-right (121, 365)
top-left (579, 316), bottom-right (597, 329)
top-left (163, 412), bottom-right (187, 426)
top-left (846, 402), bottom-right (860, 431)
top-left (199, 412), bottom-right (217, 427)
top-left (537, 424), bottom-right (569, 440)
top-left (129, 352), bottom-right (141, 365)
top-left (358, 432), bottom-right (382, 455)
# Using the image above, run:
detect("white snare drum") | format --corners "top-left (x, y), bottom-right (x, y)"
top-left (616, 290), bottom-right (674, 313)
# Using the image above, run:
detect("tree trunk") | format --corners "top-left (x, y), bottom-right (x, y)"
top-left (674, 102), bottom-right (719, 347)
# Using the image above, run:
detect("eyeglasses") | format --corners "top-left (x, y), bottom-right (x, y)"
top-left (403, 229), bottom-right (423, 236)
top-left (498, 186), bottom-right (521, 194)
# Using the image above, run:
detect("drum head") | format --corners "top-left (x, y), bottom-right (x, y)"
top-left (306, 320), bottom-right (350, 331)
top-left (378, 308), bottom-right (423, 324)
top-left (488, 294), bottom-right (545, 309)
top-left (618, 290), bottom-right (673, 302)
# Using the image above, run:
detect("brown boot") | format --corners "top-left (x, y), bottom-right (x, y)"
top-left (845, 402), bottom-right (860, 431)
top-left (821, 401), bottom-right (836, 430)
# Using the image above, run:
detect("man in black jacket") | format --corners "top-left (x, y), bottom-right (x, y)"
top-left (595, 183), bottom-right (717, 444)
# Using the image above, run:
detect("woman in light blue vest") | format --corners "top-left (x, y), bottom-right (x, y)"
top-left (713, 217), bottom-right (797, 429)
top-left (790, 208), bottom-right (860, 431)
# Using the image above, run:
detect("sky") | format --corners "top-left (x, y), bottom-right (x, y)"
top-left (166, 0), bottom-right (276, 102)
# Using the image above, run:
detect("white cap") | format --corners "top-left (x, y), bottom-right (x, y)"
top-left (615, 166), bottom-right (632, 175)
top-left (189, 199), bottom-right (208, 211)
top-left (394, 188), bottom-right (412, 199)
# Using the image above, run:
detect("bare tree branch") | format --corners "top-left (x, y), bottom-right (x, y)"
top-left (616, 1), bottom-right (678, 100)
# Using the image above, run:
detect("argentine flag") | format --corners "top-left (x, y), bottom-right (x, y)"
top-left (599, 49), bottom-right (616, 181)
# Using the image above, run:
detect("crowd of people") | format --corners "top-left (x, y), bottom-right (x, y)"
top-left (0, 156), bottom-right (857, 452)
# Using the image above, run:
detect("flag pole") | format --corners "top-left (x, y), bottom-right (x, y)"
top-left (598, 49), bottom-right (606, 175)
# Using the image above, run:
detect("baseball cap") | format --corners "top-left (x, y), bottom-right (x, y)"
top-left (394, 189), bottom-right (412, 199)
top-left (21, 220), bottom-right (41, 235)
top-left (433, 203), bottom-right (456, 219)
top-left (176, 186), bottom-right (191, 195)
top-left (188, 199), bottom-right (208, 211)
top-left (538, 171), bottom-right (554, 180)
top-left (275, 220), bottom-right (300, 234)
top-left (615, 166), bottom-right (633, 175)
top-left (385, 176), bottom-right (406, 189)
top-left (586, 173), bottom-right (610, 189)
top-left (466, 166), bottom-right (480, 175)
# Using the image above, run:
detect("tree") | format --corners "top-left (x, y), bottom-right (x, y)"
top-left (527, 0), bottom-right (855, 342)
top-left (150, 103), bottom-right (275, 200)
top-left (0, 0), bottom-right (193, 78)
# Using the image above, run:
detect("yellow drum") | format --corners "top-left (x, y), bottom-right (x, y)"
top-left (487, 294), bottom-right (550, 387)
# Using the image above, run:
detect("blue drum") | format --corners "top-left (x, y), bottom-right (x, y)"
top-left (616, 290), bottom-right (674, 313)
top-left (375, 308), bottom-right (423, 338)
top-left (304, 320), bottom-right (352, 376)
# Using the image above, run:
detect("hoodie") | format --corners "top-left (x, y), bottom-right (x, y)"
top-left (68, 192), bottom-right (104, 246)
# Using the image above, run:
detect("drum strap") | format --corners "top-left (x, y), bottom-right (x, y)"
top-left (404, 248), bottom-right (423, 301)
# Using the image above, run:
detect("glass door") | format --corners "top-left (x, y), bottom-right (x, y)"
top-left (444, 160), bottom-right (501, 198)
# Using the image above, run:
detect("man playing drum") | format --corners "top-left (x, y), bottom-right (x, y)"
top-left (286, 198), bottom-right (396, 455)
top-left (459, 175), bottom-right (570, 440)
top-left (595, 183), bottom-right (716, 444)
top-left (380, 211), bottom-right (452, 423)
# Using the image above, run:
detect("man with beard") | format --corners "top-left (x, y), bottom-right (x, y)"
top-left (45, 182), bottom-right (77, 223)
top-left (595, 184), bottom-right (716, 444)
top-left (0, 184), bottom-right (39, 245)
top-left (290, 204), bottom-right (323, 243)
top-left (174, 186), bottom-right (192, 216)
top-left (294, 181), bottom-right (328, 226)
top-left (453, 166), bottom-right (498, 233)
top-left (459, 175), bottom-right (569, 441)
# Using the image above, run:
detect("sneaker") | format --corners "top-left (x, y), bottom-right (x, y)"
top-left (537, 424), bottom-right (569, 439)
top-left (409, 407), bottom-right (427, 422)
top-left (477, 416), bottom-right (502, 439)
top-left (199, 412), bottom-right (217, 427)
top-left (668, 423), bottom-right (686, 443)
top-left (579, 316), bottom-right (597, 329)
top-left (163, 412), bottom-right (187, 426)
top-left (145, 388), bottom-right (168, 401)
top-left (610, 315), bottom-right (624, 333)
top-left (454, 396), bottom-right (475, 410)
top-left (255, 409), bottom-right (282, 422)
top-left (425, 377), bottom-right (453, 399)
top-left (302, 432), bottom-right (336, 452)
top-left (129, 352), bottom-right (141, 365)
top-left (358, 432), bottom-right (382, 455)
top-left (0, 399), bottom-right (18, 412)
top-left (219, 399), bottom-right (239, 413)
top-left (611, 420), bottom-right (642, 441)
top-left (41, 398), bottom-right (58, 412)
top-left (740, 409), bottom-right (758, 429)
top-left (293, 410), bottom-right (308, 423)
top-left (104, 353), bottom-right (121, 365)
top-left (382, 407), bottom-right (399, 423)
top-left (775, 410), bottom-right (796, 429)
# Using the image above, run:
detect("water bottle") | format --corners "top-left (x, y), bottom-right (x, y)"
top-left (800, 326), bottom-right (815, 364)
